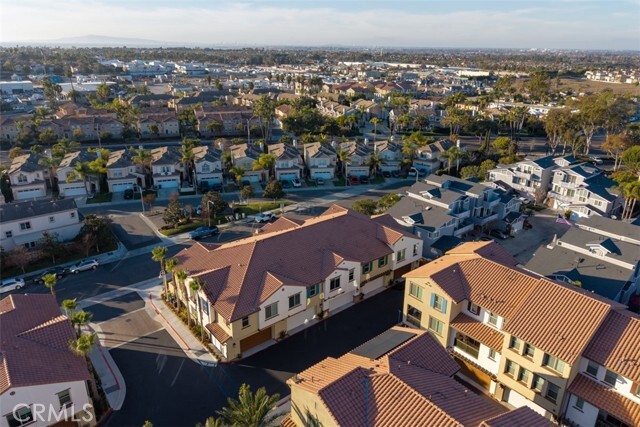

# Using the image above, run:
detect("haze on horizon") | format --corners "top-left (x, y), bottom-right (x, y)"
top-left (1, 0), bottom-right (639, 50)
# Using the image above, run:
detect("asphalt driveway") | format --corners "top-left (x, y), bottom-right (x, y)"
top-left (110, 213), bottom-right (160, 250)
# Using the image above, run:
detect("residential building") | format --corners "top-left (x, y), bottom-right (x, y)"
top-left (524, 219), bottom-right (640, 304)
top-left (0, 294), bottom-right (95, 427)
top-left (106, 149), bottom-right (140, 193)
top-left (137, 114), bottom-right (180, 139)
top-left (339, 140), bottom-right (371, 178)
top-left (192, 146), bottom-right (223, 187)
top-left (7, 153), bottom-right (48, 201)
top-left (0, 198), bottom-right (83, 252)
top-left (413, 139), bottom-right (454, 174)
top-left (488, 156), bottom-right (562, 200)
top-left (387, 176), bottom-right (521, 255)
top-left (548, 162), bottom-right (622, 219)
top-left (373, 140), bottom-right (403, 173)
top-left (402, 241), bottom-right (629, 422)
top-left (230, 143), bottom-right (263, 183)
top-left (194, 106), bottom-right (257, 137)
top-left (173, 205), bottom-right (423, 360)
top-left (269, 142), bottom-right (303, 181)
top-left (283, 325), bottom-right (553, 427)
top-left (303, 142), bottom-right (337, 180)
top-left (56, 150), bottom-right (99, 197)
top-left (150, 146), bottom-right (182, 190)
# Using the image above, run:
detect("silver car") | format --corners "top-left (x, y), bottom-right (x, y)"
top-left (0, 278), bottom-right (26, 294)
top-left (69, 259), bottom-right (99, 274)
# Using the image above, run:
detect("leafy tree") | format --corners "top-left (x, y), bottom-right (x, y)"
top-left (252, 153), bottom-right (275, 180)
top-left (79, 214), bottom-right (114, 254)
top-left (492, 137), bottom-right (512, 156)
top-left (377, 193), bottom-right (401, 211)
top-left (441, 146), bottom-right (464, 174)
top-left (201, 191), bottom-right (228, 215)
top-left (8, 147), bottom-right (23, 159)
top-left (401, 141), bottom-right (417, 168)
top-left (131, 147), bottom-right (154, 188)
top-left (602, 134), bottom-right (631, 171)
top-left (42, 273), bottom-right (58, 297)
top-left (66, 161), bottom-right (92, 196)
top-left (96, 83), bottom-right (112, 103)
top-left (263, 180), bottom-right (285, 199)
top-left (51, 138), bottom-right (81, 159)
top-left (366, 152), bottom-right (383, 176)
top-left (253, 96), bottom-right (276, 141)
top-left (163, 200), bottom-right (185, 228)
top-left (206, 121), bottom-right (224, 135)
top-left (41, 77), bottom-right (62, 109)
top-left (621, 145), bottom-right (640, 178)
top-left (229, 166), bottom-right (246, 183)
top-left (440, 107), bottom-right (469, 137)
top-left (240, 185), bottom-right (254, 202)
top-left (149, 124), bottom-right (159, 137)
top-left (351, 199), bottom-right (378, 216)
top-left (460, 165), bottom-right (483, 180)
top-left (38, 231), bottom-right (62, 265)
top-left (39, 128), bottom-right (58, 146)
top-left (217, 384), bottom-right (280, 427)
top-left (6, 246), bottom-right (40, 274)
top-left (526, 70), bottom-right (550, 102)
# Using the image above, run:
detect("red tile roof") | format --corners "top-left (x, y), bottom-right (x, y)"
top-left (177, 206), bottom-right (417, 322)
top-left (451, 313), bottom-right (505, 351)
top-left (205, 323), bottom-right (231, 344)
top-left (583, 310), bottom-right (640, 383)
top-left (480, 406), bottom-right (555, 427)
top-left (0, 294), bottom-right (90, 393)
top-left (568, 373), bottom-right (640, 427)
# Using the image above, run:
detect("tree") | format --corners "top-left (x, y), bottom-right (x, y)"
top-left (96, 83), bottom-right (112, 103)
top-left (38, 156), bottom-right (60, 191)
top-left (544, 108), bottom-right (572, 155)
top-left (253, 154), bottom-right (275, 181)
top-left (526, 70), bottom-right (550, 102)
top-left (229, 166), bottom-right (246, 184)
top-left (42, 77), bottom-right (62, 109)
top-left (492, 137), bottom-right (512, 156)
top-left (80, 214), bottom-right (114, 254)
top-left (440, 107), bottom-right (469, 137)
top-left (352, 199), bottom-right (378, 215)
top-left (68, 332), bottom-right (100, 399)
top-left (131, 147), bottom-right (154, 188)
top-left (62, 298), bottom-right (78, 317)
top-left (180, 138), bottom-right (200, 186)
top-left (263, 180), bottom-right (285, 199)
top-left (163, 200), bottom-right (185, 228)
top-left (253, 96), bottom-right (276, 141)
top-left (621, 145), bottom-right (640, 178)
top-left (401, 141), bottom-right (417, 168)
top-left (66, 161), bottom-right (92, 196)
top-left (370, 117), bottom-right (382, 142)
top-left (441, 146), bottom-right (464, 174)
top-left (39, 128), bottom-right (58, 146)
top-left (165, 258), bottom-right (178, 299)
top-left (52, 138), bottom-right (80, 158)
top-left (6, 246), bottom-right (39, 274)
top-left (8, 147), bottom-right (23, 159)
top-left (42, 273), bottom-right (57, 297)
top-left (71, 310), bottom-right (93, 336)
top-left (336, 148), bottom-right (350, 179)
top-left (460, 165), bottom-right (483, 180)
top-left (217, 384), bottom-right (280, 427)
top-left (175, 269), bottom-right (188, 313)
top-left (240, 185), bottom-right (254, 202)
top-left (38, 231), bottom-right (62, 265)
top-left (149, 124), bottom-right (159, 137)
top-left (202, 191), bottom-right (228, 216)
top-left (366, 153), bottom-right (383, 177)
top-left (152, 246), bottom-right (169, 299)
top-left (377, 194), bottom-right (401, 211)
top-left (189, 278), bottom-right (205, 341)
top-left (206, 121), bottom-right (224, 135)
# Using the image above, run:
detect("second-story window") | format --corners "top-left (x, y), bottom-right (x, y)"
top-left (49, 216), bottom-right (55, 223)
top-left (523, 343), bottom-right (535, 358)
top-left (378, 255), bottom-right (388, 268)
top-left (265, 302), bottom-right (278, 319)
top-left (348, 269), bottom-right (355, 282)
top-left (509, 336), bottom-right (521, 351)
top-left (17, 174), bottom-right (27, 183)
top-left (288, 293), bottom-right (301, 309)
top-left (409, 282), bottom-right (423, 301)
top-left (604, 369), bottom-right (618, 386)
top-left (307, 283), bottom-right (320, 298)
top-left (543, 353), bottom-right (565, 374)
top-left (431, 293), bottom-right (447, 313)
top-left (488, 312), bottom-right (499, 328)
top-left (545, 382), bottom-right (560, 403)
top-left (467, 302), bottom-right (480, 315)
top-left (241, 317), bottom-right (250, 328)
top-left (362, 261), bottom-right (373, 274)
top-left (532, 374), bottom-right (545, 391)
top-left (329, 277), bottom-right (340, 291)
top-left (397, 248), bottom-right (406, 262)
top-left (504, 359), bottom-right (517, 377)
top-left (586, 360), bottom-right (599, 377)
top-left (5, 231), bottom-right (13, 238)
top-left (19, 222), bottom-right (31, 231)
top-left (413, 243), bottom-right (419, 256)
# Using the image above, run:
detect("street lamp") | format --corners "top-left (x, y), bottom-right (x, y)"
top-left (139, 186), bottom-right (145, 212)
top-left (207, 200), bottom-right (216, 227)
top-left (410, 167), bottom-right (419, 184)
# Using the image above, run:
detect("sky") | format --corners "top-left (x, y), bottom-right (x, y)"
top-left (1, 0), bottom-right (639, 50)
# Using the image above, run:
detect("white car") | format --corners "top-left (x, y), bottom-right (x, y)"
top-left (589, 156), bottom-right (603, 165)
top-left (292, 178), bottom-right (302, 188)
top-left (255, 212), bottom-right (276, 223)
top-left (0, 278), bottom-right (25, 294)
top-left (69, 259), bottom-right (99, 274)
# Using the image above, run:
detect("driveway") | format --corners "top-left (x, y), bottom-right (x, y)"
top-left (110, 213), bottom-right (161, 250)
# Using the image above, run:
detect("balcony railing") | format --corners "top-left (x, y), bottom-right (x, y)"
top-left (405, 314), bottom-right (421, 328)
top-left (454, 341), bottom-right (480, 359)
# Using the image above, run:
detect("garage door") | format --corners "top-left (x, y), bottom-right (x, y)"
top-left (325, 290), bottom-right (353, 313)
top-left (244, 173), bottom-right (261, 183)
top-left (240, 328), bottom-right (271, 352)
top-left (286, 307), bottom-right (315, 331)
top-left (278, 172), bottom-right (297, 180)
top-left (361, 276), bottom-right (384, 296)
top-left (63, 185), bottom-right (86, 196)
top-left (112, 182), bottom-right (133, 192)
top-left (350, 169), bottom-right (369, 177)
top-left (155, 179), bottom-right (178, 188)
top-left (312, 171), bottom-right (332, 179)
top-left (15, 188), bottom-right (44, 200)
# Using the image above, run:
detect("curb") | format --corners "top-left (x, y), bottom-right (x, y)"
top-left (147, 293), bottom-right (191, 351)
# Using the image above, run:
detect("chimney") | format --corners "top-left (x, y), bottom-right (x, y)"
top-left (364, 138), bottom-right (369, 146)
top-left (292, 139), bottom-right (298, 148)
top-left (456, 139), bottom-right (461, 148)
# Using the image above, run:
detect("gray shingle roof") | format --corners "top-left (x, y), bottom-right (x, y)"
top-left (0, 198), bottom-right (78, 223)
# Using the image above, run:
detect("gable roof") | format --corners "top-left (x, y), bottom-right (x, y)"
top-left (0, 294), bottom-right (90, 393)
top-left (0, 198), bottom-right (78, 223)
top-left (8, 153), bottom-right (44, 175)
top-left (480, 406), bottom-right (555, 427)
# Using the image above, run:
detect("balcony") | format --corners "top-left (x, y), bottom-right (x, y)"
top-left (473, 213), bottom-right (499, 226)
top-left (483, 197), bottom-right (500, 209)
top-left (406, 314), bottom-right (421, 328)
top-left (454, 340), bottom-right (480, 359)
top-left (454, 220), bottom-right (474, 236)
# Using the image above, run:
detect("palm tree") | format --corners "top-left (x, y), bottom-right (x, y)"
top-left (189, 278), bottom-right (205, 341)
top-left (175, 270), bottom-right (189, 318)
top-left (252, 153), bottom-right (275, 181)
top-left (336, 149), bottom-right (350, 182)
top-left (203, 417), bottom-right (225, 427)
top-left (181, 139), bottom-right (200, 186)
top-left (38, 156), bottom-right (60, 192)
top-left (68, 332), bottom-right (100, 399)
top-left (621, 181), bottom-right (640, 221)
top-left (401, 141), bottom-right (417, 169)
top-left (165, 258), bottom-right (178, 301)
top-left (66, 161), bottom-right (93, 196)
top-left (366, 153), bottom-right (383, 177)
top-left (370, 118), bottom-right (382, 142)
top-left (152, 246), bottom-right (169, 298)
top-left (42, 273), bottom-right (57, 297)
top-left (217, 384), bottom-right (280, 427)
top-left (229, 166), bottom-right (246, 184)
top-left (131, 147), bottom-right (154, 188)
top-left (52, 138), bottom-right (81, 159)
top-left (62, 298), bottom-right (78, 317)
top-left (71, 310), bottom-right (93, 336)
top-left (441, 146), bottom-right (464, 175)
top-left (206, 121), bottom-right (224, 136)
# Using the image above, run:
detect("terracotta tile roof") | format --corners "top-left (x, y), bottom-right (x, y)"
top-left (480, 406), bottom-right (555, 427)
top-left (177, 206), bottom-right (416, 322)
top-left (451, 313), bottom-right (505, 351)
top-left (568, 373), bottom-right (640, 427)
top-left (0, 294), bottom-right (90, 393)
top-left (583, 310), bottom-right (640, 383)
top-left (205, 323), bottom-right (231, 344)
top-left (259, 217), bottom-right (304, 234)
top-left (385, 327), bottom-right (460, 377)
top-left (279, 415), bottom-right (296, 427)
top-left (504, 279), bottom-right (613, 365)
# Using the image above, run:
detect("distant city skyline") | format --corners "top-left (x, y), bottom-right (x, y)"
top-left (1, 0), bottom-right (639, 50)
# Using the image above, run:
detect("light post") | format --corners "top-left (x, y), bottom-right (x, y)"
top-left (139, 186), bottom-right (145, 212)
top-left (207, 200), bottom-right (216, 227)
top-left (410, 167), bottom-right (419, 184)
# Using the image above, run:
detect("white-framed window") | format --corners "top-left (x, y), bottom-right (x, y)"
top-left (431, 293), bottom-right (446, 313)
top-left (532, 374), bottom-right (545, 392)
top-left (265, 302), bottom-right (278, 319)
top-left (518, 367), bottom-right (531, 384)
top-left (201, 163), bottom-right (211, 172)
top-left (348, 268), bottom-right (355, 282)
top-left (428, 316), bottom-right (443, 336)
top-left (543, 353), bottom-right (565, 374)
top-left (17, 174), bottom-right (28, 183)
top-left (409, 282), bottom-right (423, 301)
top-left (488, 348), bottom-right (497, 361)
top-left (19, 222), bottom-right (31, 231)
top-left (574, 397), bottom-right (585, 412)
top-left (5, 231), bottom-right (12, 238)
top-left (505, 359), bottom-right (517, 377)
top-left (604, 369), bottom-right (618, 386)
top-left (397, 248), bottom-right (406, 262)
top-left (242, 317), bottom-right (250, 328)
top-left (288, 293), bottom-right (301, 309)
top-left (57, 389), bottom-right (72, 408)
top-left (523, 343), bottom-right (535, 358)
top-left (329, 277), bottom-right (340, 291)
top-left (488, 312), bottom-right (499, 327)
top-left (467, 301), bottom-right (480, 315)
top-left (377, 255), bottom-right (388, 268)
top-left (362, 261), bottom-right (373, 274)
top-left (5, 405), bottom-right (33, 426)
top-left (586, 360), bottom-right (599, 377)
top-left (49, 216), bottom-right (55, 223)
top-left (545, 382), bottom-right (560, 403)
top-left (509, 336), bottom-right (521, 350)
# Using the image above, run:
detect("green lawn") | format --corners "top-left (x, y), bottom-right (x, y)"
top-left (86, 193), bottom-right (113, 204)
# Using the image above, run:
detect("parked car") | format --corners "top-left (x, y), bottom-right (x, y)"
top-left (0, 278), bottom-right (25, 294)
top-left (124, 189), bottom-right (134, 199)
top-left (589, 156), bottom-right (603, 165)
top-left (359, 176), bottom-right (370, 184)
top-left (199, 181), bottom-right (210, 193)
top-left (417, 169), bottom-right (428, 178)
top-left (391, 170), bottom-right (400, 178)
top-left (241, 179), bottom-right (251, 186)
top-left (479, 236), bottom-right (495, 242)
top-left (189, 226), bottom-right (220, 240)
top-left (68, 259), bottom-right (99, 274)
top-left (382, 171), bottom-right (391, 178)
top-left (280, 180), bottom-right (292, 189)
top-left (408, 169), bottom-right (417, 177)
top-left (255, 212), bottom-right (277, 223)
top-left (315, 177), bottom-right (325, 186)
top-left (292, 178), bottom-right (302, 188)
top-left (35, 267), bottom-right (67, 283)
top-left (348, 176), bottom-right (360, 185)
top-left (211, 183), bottom-right (223, 192)
top-left (489, 229), bottom-right (508, 240)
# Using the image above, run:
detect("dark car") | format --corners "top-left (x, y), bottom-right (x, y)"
top-left (241, 180), bottom-right (251, 187)
top-left (280, 180), bottom-right (292, 189)
top-left (189, 226), bottom-right (220, 240)
top-left (348, 176), bottom-right (359, 185)
top-left (199, 181), bottom-right (210, 193)
top-left (359, 175), bottom-right (370, 184)
top-left (35, 267), bottom-right (67, 283)
top-left (124, 189), bottom-right (134, 199)
top-left (391, 170), bottom-right (400, 178)
top-left (211, 183), bottom-right (223, 192)
top-left (382, 171), bottom-right (391, 178)
top-left (489, 229), bottom-right (509, 240)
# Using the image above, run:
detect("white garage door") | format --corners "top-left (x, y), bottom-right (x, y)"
top-left (286, 307), bottom-right (316, 331)
top-left (112, 182), bottom-right (133, 192)
top-left (244, 174), bottom-right (260, 183)
top-left (278, 172), bottom-right (297, 180)
top-left (361, 276), bottom-right (384, 296)
top-left (312, 171), bottom-right (333, 179)
top-left (15, 188), bottom-right (44, 200)
top-left (63, 185), bottom-right (87, 196)
top-left (155, 179), bottom-right (178, 188)
top-left (349, 168), bottom-right (369, 177)
top-left (325, 290), bottom-right (353, 313)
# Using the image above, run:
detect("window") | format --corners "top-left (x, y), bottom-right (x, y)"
top-left (348, 268), bottom-right (355, 282)
top-left (288, 293), bottom-right (301, 309)
top-left (467, 301), bottom-right (480, 315)
top-left (265, 302), bottom-right (278, 319)
top-left (242, 317), bottom-right (250, 328)
top-left (202, 163), bottom-right (210, 172)
top-left (509, 336), bottom-right (521, 351)
top-left (19, 222), bottom-right (31, 231)
top-left (523, 343), bottom-right (535, 358)
top-left (24, 241), bottom-right (36, 249)
top-left (413, 243), bottom-right (419, 256)
top-left (543, 354), bottom-right (565, 374)
top-left (586, 360), bottom-right (599, 377)
top-left (201, 298), bottom-right (210, 317)
top-left (49, 216), bottom-right (55, 223)
top-left (518, 367), bottom-right (531, 384)
top-left (70, 212), bottom-right (76, 218)
top-left (604, 369), bottom-right (618, 386)
top-left (505, 359), bottom-right (517, 377)
top-left (428, 316), bottom-right (443, 336)
top-left (488, 312), bottom-right (499, 327)
top-left (57, 389), bottom-right (72, 408)
top-left (329, 277), bottom-right (341, 292)
top-left (431, 293), bottom-right (447, 313)
top-left (5, 405), bottom-right (33, 427)
top-left (545, 382), bottom-right (560, 403)
top-left (362, 261), bottom-right (373, 274)
top-left (5, 231), bottom-right (12, 238)
top-left (406, 305), bottom-right (422, 327)
top-left (409, 282), bottom-right (423, 301)
top-left (377, 255), bottom-right (388, 268)
top-left (397, 249), bottom-right (406, 262)
top-left (532, 374), bottom-right (545, 391)
top-left (488, 349), bottom-right (497, 361)
top-left (307, 283), bottom-right (320, 298)
top-left (574, 397), bottom-right (585, 412)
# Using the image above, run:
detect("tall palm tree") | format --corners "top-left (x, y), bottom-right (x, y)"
top-left (370, 118), bottom-right (382, 142)
top-left (131, 147), bottom-right (154, 188)
top-left (52, 138), bottom-right (81, 159)
top-left (366, 153), bottom-right (383, 177)
top-left (71, 310), bottom-right (93, 337)
top-left (152, 246), bottom-right (169, 298)
top-left (42, 274), bottom-right (57, 297)
top-left (252, 153), bottom-right (275, 181)
top-left (181, 139), bottom-right (199, 186)
top-left (175, 270), bottom-right (189, 320)
top-left (62, 298), bottom-right (78, 317)
top-left (189, 278), bottom-right (205, 341)
top-left (217, 384), bottom-right (280, 427)
top-left (441, 146), bottom-right (464, 174)
top-left (165, 258), bottom-right (178, 301)
top-left (38, 156), bottom-right (60, 192)
top-left (401, 141), bottom-right (417, 169)
top-left (68, 332), bottom-right (100, 399)
top-left (621, 181), bottom-right (640, 221)
top-left (229, 166), bottom-right (246, 184)
top-left (336, 149), bottom-right (350, 181)
top-left (203, 417), bottom-right (225, 427)
top-left (66, 161), bottom-right (93, 196)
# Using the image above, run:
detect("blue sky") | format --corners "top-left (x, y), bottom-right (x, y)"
top-left (1, 0), bottom-right (639, 49)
